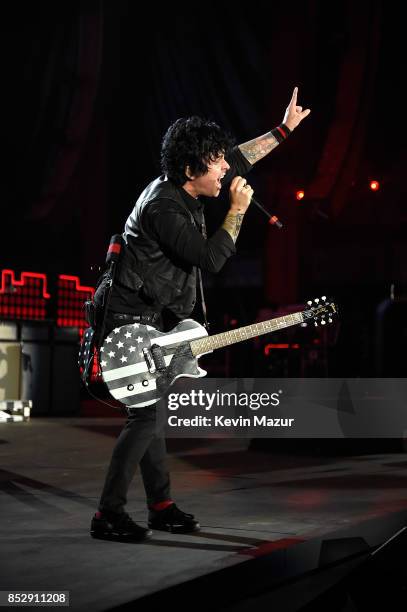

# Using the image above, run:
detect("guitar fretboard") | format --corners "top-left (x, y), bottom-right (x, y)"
top-left (190, 312), bottom-right (304, 356)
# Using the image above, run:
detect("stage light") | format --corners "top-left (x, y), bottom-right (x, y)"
top-left (0, 270), bottom-right (49, 320)
top-left (370, 180), bottom-right (380, 191)
top-left (264, 343), bottom-right (300, 356)
top-left (296, 190), bottom-right (305, 201)
top-left (57, 275), bottom-right (94, 329)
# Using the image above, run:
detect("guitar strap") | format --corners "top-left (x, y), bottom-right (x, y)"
top-left (197, 215), bottom-right (210, 331)
top-left (176, 193), bottom-right (210, 331)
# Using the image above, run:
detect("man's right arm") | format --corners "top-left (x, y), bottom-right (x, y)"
top-left (221, 176), bottom-right (253, 243)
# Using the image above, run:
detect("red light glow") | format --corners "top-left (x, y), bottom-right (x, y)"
top-left (59, 275), bottom-right (95, 295)
top-left (57, 274), bottom-right (95, 328)
top-left (0, 269), bottom-right (50, 298)
top-left (0, 269), bottom-right (50, 321)
top-left (264, 343), bottom-right (300, 356)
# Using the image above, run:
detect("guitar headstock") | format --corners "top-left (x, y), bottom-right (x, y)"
top-left (302, 296), bottom-right (338, 326)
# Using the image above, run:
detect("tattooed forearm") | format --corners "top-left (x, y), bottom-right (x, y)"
top-left (222, 213), bottom-right (245, 243)
top-left (238, 131), bottom-right (279, 165)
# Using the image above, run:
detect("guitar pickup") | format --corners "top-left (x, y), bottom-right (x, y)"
top-left (150, 344), bottom-right (167, 372)
top-left (142, 345), bottom-right (167, 373)
top-left (142, 347), bottom-right (156, 373)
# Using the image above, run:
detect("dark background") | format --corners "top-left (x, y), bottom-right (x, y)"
top-left (2, 0), bottom-right (406, 378)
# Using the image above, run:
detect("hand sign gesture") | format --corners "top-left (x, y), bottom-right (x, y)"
top-left (283, 87), bottom-right (311, 131)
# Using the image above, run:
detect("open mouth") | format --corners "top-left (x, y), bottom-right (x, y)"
top-left (216, 174), bottom-right (225, 189)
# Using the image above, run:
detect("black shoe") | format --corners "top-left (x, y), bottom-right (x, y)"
top-left (148, 503), bottom-right (200, 534)
top-left (90, 512), bottom-right (153, 541)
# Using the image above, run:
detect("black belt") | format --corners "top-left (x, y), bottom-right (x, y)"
top-left (111, 312), bottom-right (160, 324)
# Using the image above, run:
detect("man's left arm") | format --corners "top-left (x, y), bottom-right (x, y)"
top-left (238, 87), bottom-right (311, 165)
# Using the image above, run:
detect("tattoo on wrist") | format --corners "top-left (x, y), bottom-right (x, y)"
top-left (222, 213), bottom-right (245, 243)
top-left (238, 132), bottom-right (279, 164)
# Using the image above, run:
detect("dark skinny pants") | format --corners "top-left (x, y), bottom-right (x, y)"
top-left (98, 405), bottom-right (171, 514)
top-left (97, 311), bottom-right (170, 515)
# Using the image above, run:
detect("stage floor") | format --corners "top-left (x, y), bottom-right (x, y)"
top-left (1, 418), bottom-right (407, 610)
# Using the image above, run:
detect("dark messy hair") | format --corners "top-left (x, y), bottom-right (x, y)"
top-left (160, 116), bottom-right (235, 186)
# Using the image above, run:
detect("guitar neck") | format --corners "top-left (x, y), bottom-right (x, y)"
top-left (190, 311), bottom-right (304, 356)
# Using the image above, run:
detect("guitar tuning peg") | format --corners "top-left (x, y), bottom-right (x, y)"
top-left (321, 319), bottom-right (326, 325)
top-left (314, 298), bottom-right (320, 304)
top-left (314, 321), bottom-right (318, 326)
top-left (307, 300), bottom-right (312, 306)
top-left (328, 317), bottom-right (332, 323)
top-left (322, 295), bottom-right (326, 301)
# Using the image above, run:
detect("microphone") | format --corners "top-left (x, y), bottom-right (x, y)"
top-left (105, 234), bottom-right (124, 265)
top-left (251, 196), bottom-right (283, 229)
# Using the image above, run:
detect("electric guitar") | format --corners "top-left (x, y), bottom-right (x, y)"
top-left (100, 297), bottom-right (337, 408)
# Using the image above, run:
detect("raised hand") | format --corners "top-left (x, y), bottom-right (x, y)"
top-left (283, 87), bottom-right (311, 131)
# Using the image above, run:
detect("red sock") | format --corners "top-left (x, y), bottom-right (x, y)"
top-left (95, 511), bottom-right (103, 519)
top-left (151, 500), bottom-right (174, 511)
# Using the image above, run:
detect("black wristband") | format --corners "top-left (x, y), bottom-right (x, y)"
top-left (270, 123), bottom-right (292, 143)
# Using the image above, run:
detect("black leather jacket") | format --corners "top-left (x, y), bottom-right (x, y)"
top-left (112, 147), bottom-right (252, 320)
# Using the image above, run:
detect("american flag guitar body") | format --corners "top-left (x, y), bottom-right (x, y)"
top-left (100, 297), bottom-right (337, 409)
